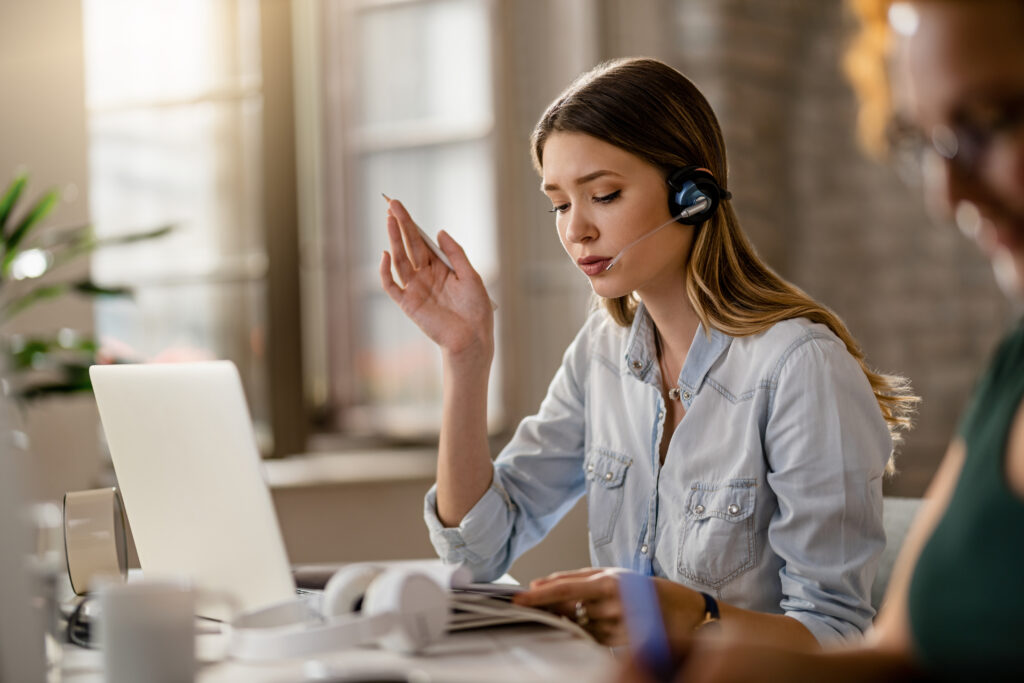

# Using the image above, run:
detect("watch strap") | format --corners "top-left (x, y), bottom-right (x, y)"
top-left (697, 591), bottom-right (720, 629)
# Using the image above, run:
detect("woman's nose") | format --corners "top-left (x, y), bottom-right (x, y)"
top-left (563, 209), bottom-right (597, 244)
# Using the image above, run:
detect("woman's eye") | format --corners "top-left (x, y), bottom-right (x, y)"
top-left (548, 203), bottom-right (570, 214)
top-left (594, 190), bottom-right (621, 204)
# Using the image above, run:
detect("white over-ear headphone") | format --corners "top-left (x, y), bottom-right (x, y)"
top-left (228, 565), bottom-right (449, 661)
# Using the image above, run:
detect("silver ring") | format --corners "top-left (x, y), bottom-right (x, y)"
top-left (574, 600), bottom-right (589, 626)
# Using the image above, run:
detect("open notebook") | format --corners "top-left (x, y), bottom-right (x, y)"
top-left (294, 560), bottom-right (590, 638)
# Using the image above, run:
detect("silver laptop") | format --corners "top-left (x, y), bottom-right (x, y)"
top-left (89, 361), bottom-right (296, 620)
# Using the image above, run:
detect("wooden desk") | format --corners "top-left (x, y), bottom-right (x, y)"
top-left (61, 622), bottom-right (614, 682)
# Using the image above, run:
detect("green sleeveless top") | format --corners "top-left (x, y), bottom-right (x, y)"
top-left (908, 322), bottom-right (1024, 681)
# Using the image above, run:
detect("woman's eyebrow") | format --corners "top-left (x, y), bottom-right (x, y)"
top-left (542, 169), bottom-right (623, 193)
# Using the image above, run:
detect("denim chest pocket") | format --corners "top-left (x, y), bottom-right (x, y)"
top-left (583, 448), bottom-right (632, 547)
top-left (677, 479), bottom-right (757, 588)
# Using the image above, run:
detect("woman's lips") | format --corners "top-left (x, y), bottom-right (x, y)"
top-left (577, 256), bottom-right (612, 276)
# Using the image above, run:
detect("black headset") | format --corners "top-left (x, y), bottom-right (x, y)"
top-left (666, 166), bottom-right (732, 225)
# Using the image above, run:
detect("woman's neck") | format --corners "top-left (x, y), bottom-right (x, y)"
top-left (642, 290), bottom-right (702, 364)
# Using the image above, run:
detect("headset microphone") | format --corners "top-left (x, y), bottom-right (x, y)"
top-left (604, 166), bottom-right (729, 272)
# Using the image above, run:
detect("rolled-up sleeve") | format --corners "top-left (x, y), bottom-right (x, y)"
top-left (763, 333), bottom-right (892, 644)
top-left (423, 318), bottom-right (595, 582)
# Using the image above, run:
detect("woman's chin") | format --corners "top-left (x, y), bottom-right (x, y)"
top-left (588, 277), bottom-right (633, 300)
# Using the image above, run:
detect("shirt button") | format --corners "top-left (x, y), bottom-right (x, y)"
top-left (630, 359), bottom-right (643, 371)
top-left (640, 544), bottom-right (649, 554)
top-left (694, 504), bottom-right (705, 515)
top-left (657, 411), bottom-right (664, 421)
top-left (728, 503), bottom-right (741, 515)
top-left (682, 390), bottom-right (692, 400)
top-left (604, 472), bottom-right (614, 481)
top-left (586, 463), bottom-right (594, 472)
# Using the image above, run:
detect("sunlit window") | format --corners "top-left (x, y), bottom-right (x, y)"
top-left (82, 0), bottom-right (272, 447)
top-left (324, 0), bottom-right (502, 438)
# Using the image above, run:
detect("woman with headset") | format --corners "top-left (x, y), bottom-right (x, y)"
top-left (380, 57), bottom-right (917, 649)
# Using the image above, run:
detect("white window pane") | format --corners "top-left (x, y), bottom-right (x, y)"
top-left (356, 0), bottom-right (492, 128)
top-left (83, 0), bottom-right (260, 107)
top-left (88, 100), bottom-right (264, 283)
top-left (94, 281), bottom-right (271, 448)
top-left (83, 0), bottom-right (271, 447)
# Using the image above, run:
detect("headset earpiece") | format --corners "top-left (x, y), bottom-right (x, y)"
top-left (229, 566), bottom-right (449, 660)
top-left (666, 166), bottom-right (731, 225)
top-left (322, 563), bottom-right (384, 616)
top-left (362, 569), bottom-right (448, 654)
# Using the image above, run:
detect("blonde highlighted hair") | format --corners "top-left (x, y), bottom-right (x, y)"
top-left (532, 57), bottom-right (918, 465)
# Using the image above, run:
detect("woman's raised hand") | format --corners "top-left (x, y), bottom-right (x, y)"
top-left (379, 199), bottom-right (494, 362)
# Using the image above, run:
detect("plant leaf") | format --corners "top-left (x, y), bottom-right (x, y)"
top-left (14, 360), bottom-right (94, 401)
top-left (0, 283), bottom-right (68, 320)
top-left (72, 280), bottom-right (133, 297)
top-left (5, 333), bottom-right (99, 371)
top-left (49, 223), bottom-right (172, 271)
top-left (0, 173), bottom-right (28, 238)
top-left (18, 377), bottom-right (94, 401)
top-left (3, 188), bottom-right (60, 275)
top-left (96, 224), bottom-right (173, 247)
top-left (0, 278), bottom-right (131, 322)
top-left (40, 223), bottom-right (94, 250)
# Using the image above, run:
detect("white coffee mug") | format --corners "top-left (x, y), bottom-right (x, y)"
top-left (96, 578), bottom-right (197, 683)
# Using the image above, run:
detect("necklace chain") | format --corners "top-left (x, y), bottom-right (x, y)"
top-left (655, 328), bottom-right (682, 401)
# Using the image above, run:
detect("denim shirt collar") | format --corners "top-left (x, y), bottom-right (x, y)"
top-left (623, 302), bottom-right (732, 405)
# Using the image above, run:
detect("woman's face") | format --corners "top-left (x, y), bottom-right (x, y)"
top-left (893, 0), bottom-right (1024, 294)
top-left (540, 131), bottom-right (692, 300)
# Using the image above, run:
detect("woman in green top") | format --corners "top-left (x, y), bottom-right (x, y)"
top-left (614, 0), bottom-right (1024, 680)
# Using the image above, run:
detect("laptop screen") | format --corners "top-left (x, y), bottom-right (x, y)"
top-left (90, 361), bottom-right (296, 619)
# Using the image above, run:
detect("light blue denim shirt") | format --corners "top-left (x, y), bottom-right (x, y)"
top-left (424, 303), bottom-right (892, 644)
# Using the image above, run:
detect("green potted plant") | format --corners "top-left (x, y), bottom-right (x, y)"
top-left (0, 172), bottom-right (171, 401)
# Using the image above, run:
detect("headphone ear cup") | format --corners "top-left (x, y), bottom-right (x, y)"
top-left (361, 569), bottom-right (448, 655)
top-left (667, 166), bottom-right (725, 225)
top-left (322, 564), bottom-right (384, 617)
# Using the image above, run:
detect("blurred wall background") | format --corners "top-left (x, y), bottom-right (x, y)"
top-left (1, 0), bottom-right (1013, 581)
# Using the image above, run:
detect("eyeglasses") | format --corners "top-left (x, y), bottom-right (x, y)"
top-left (886, 95), bottom-right (1024, 186)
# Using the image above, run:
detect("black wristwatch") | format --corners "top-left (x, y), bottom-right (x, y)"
top-left (697, 591), bottom-right (720, 629)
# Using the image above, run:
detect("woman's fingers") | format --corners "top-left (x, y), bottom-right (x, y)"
top-left (514, 571), bottom-right (618, 608)
top-left (387, 199), bottom-right (433, 270)
top-left (386, 213), bottom-right (416, 286)
top-left (528, 567), bottom-right (604, 588)
top-left (379, 251), bottom-right (404, 304)
top-left (437, 229), bottom-right (475, 278)
top-left (582, 596), bottom-right (623, 621)
top-left (510, 570), bottom-right (632, 645)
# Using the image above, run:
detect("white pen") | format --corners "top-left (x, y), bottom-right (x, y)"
top-left (382, 193), bottom-right (497, 309)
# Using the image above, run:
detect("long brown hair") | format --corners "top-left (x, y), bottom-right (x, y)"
top-left (532, 57), bottom-right (918, 461)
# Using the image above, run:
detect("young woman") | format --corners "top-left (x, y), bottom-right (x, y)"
top-left (613, 1), bottom-right (1024, 680)
top-left (380, 57), bottom-right (917, 649)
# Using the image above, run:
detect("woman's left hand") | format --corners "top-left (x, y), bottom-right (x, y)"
top-left (511, 567), bottom-right (634, 644)
top-left (513, 568), bottom-right (710, 645)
